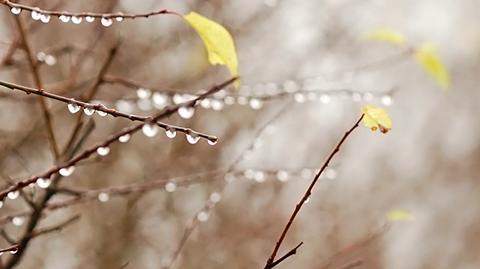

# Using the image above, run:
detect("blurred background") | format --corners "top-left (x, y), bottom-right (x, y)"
top-left (1, 0), bottom-right (479, 268)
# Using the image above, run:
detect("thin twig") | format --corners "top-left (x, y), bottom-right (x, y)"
top-left (264, 114), bottom-right (365, 269)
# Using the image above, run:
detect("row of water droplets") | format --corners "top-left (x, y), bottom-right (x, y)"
top-left (10, 6), bottom-right (122, 27)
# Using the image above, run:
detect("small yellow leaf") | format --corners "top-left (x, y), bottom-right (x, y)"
top-left (184, 12), bottom-right (239, 84)
top-left (414, 44), bottom-right (450, 90)
top-left (366, 28), bottom-right (406, 46)
top-left (361, 105), bottom-right (392, 133)
top-left (387, 209), bottom-right (415, 222)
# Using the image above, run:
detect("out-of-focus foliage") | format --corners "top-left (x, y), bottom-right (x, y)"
top-left (387, 209), bottom-right (415, 222)
top-left (367, 29), bottom-right (406, 46)
top-left (415, 44), bottom-right (451, 90)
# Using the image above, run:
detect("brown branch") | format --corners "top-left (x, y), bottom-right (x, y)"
top-left (1, 0), bottom-right (178, 20)
top-left (0, 244), bottom-right (18, 254)
top-left (0, 77), bottom-right (237, 201)
top-left (269, 242), bottom-right (303, 268)
top-left (26, 214), bottom-right (80, 239)
top-left (13, 15), bottom-right (60, 160)
top-left (263, 114), bottom-right (365, 269)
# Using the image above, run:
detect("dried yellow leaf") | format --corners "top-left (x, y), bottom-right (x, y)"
top-left (415, 44), bottom-right (450, 90)
top-left (366, 29), bottom-right (406, 46)
top-left (387, 209), bottom-right (415, 222)
top-left (184, 12), bottom-right (239, 85)
top-left (361, 105), bottom-right (392, 134)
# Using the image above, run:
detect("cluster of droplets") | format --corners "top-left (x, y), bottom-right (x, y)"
top-left (67, 100), bottom-right (108, 117)
top-left (9, 6), bottom-right (123, 27)
top-left (141, 123), bottom-right (217, 146)
top-left (36, 51), bottom-right (56, 66)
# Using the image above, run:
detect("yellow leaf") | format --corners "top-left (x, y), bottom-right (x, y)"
top-left (414, 44), bottom-right (450, 90)
top-left (366, 28), bottom-right (406, 46)
top-left (361, 105), bottom-right (392, 133)
top-left (387, 209), bottom-right (415, 222)
top-left (184, 12), bottom-right (239, 85)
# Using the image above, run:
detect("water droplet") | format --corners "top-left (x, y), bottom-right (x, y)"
top-left (136, 88), bottom-right (151, 99)
top-left (211, 100), bottom-right (224, 111)
top-left (59, 166), bottom-right (75, 177)
top-left (101, 17), bottom-right (113, 27)
top-left (96, 110), bottom-right (107, 117)
top-left (197, 211), bottom-right (209, 222)
top-left (118, 134), bottom-right (131, 143)
top-left (98, 192), bottom-right (109, 202)
top-left (276, 170), bottom-right (289, 182)
top-left (40, 14), bottom-right (51, 23)
top-left (209, 192), bottom-right (221, 203)
top-left (319, 94), bottom-right (331, 104)
top-left (96, 147), bottom-right (110, 156)
top-left (85, 16), bottom-right (95, 23)
top-left (83, 107), bottom-right (95, 116)
top-left (172, 94), bottom-right (184, 104)
top-left (12, 216), bottom-right (24, 226)
top-left (142, 123), bottom-right (159, 138)
top-left (325, 168), bottom-right (337, 180)
top-left (244, 169), bottom-right (255, 180)
top-left (67, 102), bottom-right (80, 113)
top-left (178, 106), bottom-right (194, 119)
top-left (115, 16), bottom-right (124, 22)
top-left (304, 197), bottom-right (310, 204)
top-left (44, 55), bottom-right (56, 65)
top-left (253, 171), bottom-right (266, 183)
top-left (207, 137), bottom-right (218, 145)
top-left (186, 133), bottom-right (200, 144)
top-left (165, 128), bottom-right (176, 139)
top-left (200, 99), bottom-right (211, 109)
top-left (36, 177), bottom-right (51, 189)
top-left (165, 182), bottom-right (176, 192)
top-left (152, 93), bottom-right (168, 109)
top-left (10, 7), bottom-right (21, 15)
top-left (71, 16), bottom-right (82, 24)
top-left (31, 10), bottom-right (41, 21)
top-left (59, 15), bottom-right (71, 23)
top-left (7, 191), bottom-right (19, 200)
top-left (249, 98), bottom-right (263, 110)
top-left (10, 249), bottom-right (18, 254)
top-left (294, 93), bottom-right (306, 103)
top-left (236, 96), bottom-right (248, 105)
top-left (381, 95), bottom-right (393, 106)
top-left (224, 96), bottom-right (235, 105)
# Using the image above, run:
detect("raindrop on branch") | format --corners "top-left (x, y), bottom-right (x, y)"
top-left (96, 147), bottom-right (110, 156)
top-left (71, 16), bottom-right (82, 24)
top-left (36, 177), bottom-right (51, 189)
top-left (165, 182), bottom-right (176, 192)
top-left (10, 7), bottom-right (21, 15)
top-left (381, 95), bottom-right (393, 106)
top-left (67, 102), bottom-right (80, 113)
top-left (136, 88), bottom-right (151, 99)
top-left (118, 134), bottom-right (131, 143)
top-left (96, 110), bottom-right (107, 117)
top-left (209, 192), bottom-right (221, 203)
top-left (207, 137), bottom-right (218, 146)
top-left (7, 191), bottom-right (19, 200)
top-left (186, 133), bottom-right (200, 144)
top-left (115, 16), bottom-right (124, 22)
top-left (12, 216), bottom-right (24, 226)
top-left (276, 170), bottom-right (289, 182)
top-left (178, 106), bottom-right (194, 119)
top-left (59, 166), bottom-right (75, 177)
top-left (40, 14), bottom-right (51, 23)
top-left (31, 10), bottom-right (41, 21)
top-left (83, 107), bottom-right (95, 116)
top-left (197, 211), bottom-right (209, 222)
top-left (249, 98), bottom-right (263, 110)
top-left (98, 192), bottom-right (109, 202)
top-left (59, 15), bottom-right (71, 23)
top-left (101, 17), bottom-right (113, 27)
top-left (142, 123), bottom-right (159, 138)
top-left (165, 128), bottom-right (176, 139)
top-left (85, 16), bottom-right (95, 23)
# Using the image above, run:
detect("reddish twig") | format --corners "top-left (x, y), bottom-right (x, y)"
top-left (264, 114), bottom-right (365, 269)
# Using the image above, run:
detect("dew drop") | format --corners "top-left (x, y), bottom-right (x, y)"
top-left (116, 100), bottom-right (133, 113)
top-left (96, 110), bottom-right (107, 117)
top-left (186, 133), bottom-right (200, 144)
top-left (118, 134), bottom-right (131, 143)
top-left (236, 96), bottom-right (248, 105)
top-left (224, 96), bottom-right (235, 105)
top-left (381, 95), bottom-right (393, 106)
top-left (100, 17), bottom-right (113, 27)
top-left (44, 55), bottom-right (56, 66)
top-left (59, 15), bottom-right (71, 23)
top-left (10, 249), bottom-right (18, 254)
top-left (10, 7), bottom-right (21, 15)
top-left (165, 128), bottom-right (176, 139)
top-left (12, 216), bottom-right (24, 226)
top-left (96, 147), bottom-right (110, 156)
top-left (276, 170), bottom-right (289, 182)
top-left (165, 181), bottom-right (176, 192)
top-left (209, 192), bottom-right (221, 203)
top-left (178, 106), bottom-right (194, 119)
top-left (36, 177), bottom-right (51, 189)
top-left (31, 10), bottom-right (41, 21)
top-left (83, 107), bottom-right (95, 116)
top-left (71, 16), bottom-right (82, 24)
top-left (40, 14), bottom-right (51, 23)
top-left (136, 88), bottom-right (151, 99)
top-left (253, 171), bottom-right (266, 183)
top-left (325, 168), bottom-right (337, 180)
top-left (294, 93), bottom-right (306, 103)
top-left (200, 99), bottom-right (211, 109)
top-left (249, 98), bottom-right (263, 110)
top-left (211, 100), bottom-right (224, 111)
top-left (304, 197), bottom-right (310, 204)
top-left (137, 98), bottom-right (152, 111)
top-left (98, 192), bottom-right (109, 202)
top-left (152, 93), bottom-right (168, 109)
top-left (67, 102), bottom-right (80, 113)
top-left (115, 16), bottom-right (124, 22)
top-left (142, 123), bottom-right (159, 138)
top-left (85, 16), bottom-right (95, 22)
top-left (243, 169), bottom-right (255, 180)
top-left (197, 211), bottom-right (209, 222)
top-left (207, 137), bottom-right (218, 146)
top-left (59, 166), bottom-right (75, 177)
top-left (7, 191), bottom-right (19, 200)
